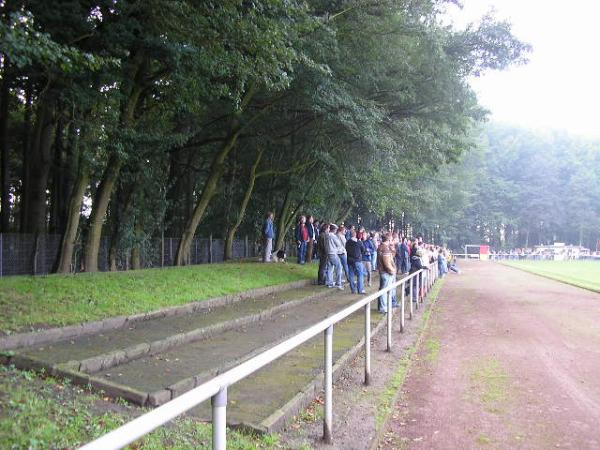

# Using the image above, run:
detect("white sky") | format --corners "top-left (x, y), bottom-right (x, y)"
top-left (445, 0), bottom-right (600, 138)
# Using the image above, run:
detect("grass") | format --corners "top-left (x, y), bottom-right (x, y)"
top-left (0, 365), bottom-right (280, 449)
top-left (501, 260), bottom-right (600, 293)
top-left (0, 262), bottom-right (317, 334)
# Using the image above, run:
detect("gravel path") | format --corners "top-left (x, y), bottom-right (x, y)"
top-left (380, 261), bottom-right (600, 450)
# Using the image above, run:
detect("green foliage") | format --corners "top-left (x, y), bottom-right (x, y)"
top-left (0, 366), bottom-right (279, 449)
top-left (439, 124), bottom-right (600, 250)
top-left (0, 0), bottom-right (530, 268)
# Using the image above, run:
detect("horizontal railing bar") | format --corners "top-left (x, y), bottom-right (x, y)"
top-left (80, 266), bottom-right (433, 450)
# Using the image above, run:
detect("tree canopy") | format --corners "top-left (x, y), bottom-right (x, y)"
top-left (429, 124), bottom-right (600, 251)
top-left (0, 0), bottom-right (529, 271)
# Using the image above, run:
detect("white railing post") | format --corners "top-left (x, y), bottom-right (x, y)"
top-left (212, 387), bottom-right (227, 450)
top-left (415, 274), bottom-right (420, 310)
top-left (323, 325), bottom-right (333, 444)
top-left (80, 272), bottom-right (441, 450)
top-left (409, 276), bottom-right (414, 319)
top-left (386, 290), bottom-right (392, 351)
top-left (364, 304), bottom-right (371, 385)
top-left (400, 280), bottom-right (405, 333)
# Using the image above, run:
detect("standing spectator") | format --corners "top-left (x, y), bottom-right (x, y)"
top-left (317, 223), bottom-right (329, 285)
top-left (295, 215), bottom-right (309, 264)
top-left (361, 232), bottom-right (375, 287)
top-left (325, 224), bottom-right (345, 289)
top-left (262, 211), bottom-right (275, 262)
top-left (409, 247), bottom-right (429, 303)
top-left (337, 226), bottom-right (350, 282)
top-left (357, 226), bottom-right (366, 241)
top-left (346, 229), bottom-right (366, 294)
top-left (438, 248), bottom-right (448, 277)
top-left (344, 223), bottom-right (355, 241)
top-left (306, 215), bottom-right (316, 264)
top-left (399, 236), bottom-right (411, 274)
top-left (313, 220), bottom-right (321, 261)
top-left (369, 231), bottom-right (378, 271)
top-left (377, 234), bottom-right (398, 313)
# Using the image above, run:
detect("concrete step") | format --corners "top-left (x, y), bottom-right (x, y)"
top-left (7, 274), bottom-right (427, 434)
top-left (91, 285), bottom-right (380, 406)
top-left (18, 284), bottom-right (329, 373)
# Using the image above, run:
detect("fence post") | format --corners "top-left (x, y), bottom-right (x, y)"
top-left (169, 238), bottom-right (173, 266)
top-left (32, 232), bottom-right (40, 275)
top-left (161, 232), bottom-right (164, 268)
top-left (364, 304), bottom-right (371, 385)
top-left (409, 277), bottom-right (414, 319)
top-left (400, 280), bottom-right (405, 333)
top-left (244, 235), bottom-right (249, 258)
top-left (209, 234), bottom-right (213, 264)
top-left (323, 324), bottom-right (333, 444)
top-left (415, 274), bottom-right (420, 309)
top-left (0, 233), bottom-right (2, 277)
top-left (194, 239), bottom-right (198, 265)
top-left (212, 387), bottom-right (227, 450)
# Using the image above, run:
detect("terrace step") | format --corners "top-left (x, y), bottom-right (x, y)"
top-left (8, 274), bottom-right (427, 433)
top-left (18, 284), bottom-right (329, 372)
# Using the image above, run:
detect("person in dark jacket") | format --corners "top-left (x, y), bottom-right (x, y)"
top-left (295, 215), bottom-right (309, 264)
top-left (409, 247), bottom-right (429, 302)
top-left (317, 223), bottom-right (329, 284)
top-left (399, 237), bottom-right (411, 274)
top-left (306, 215), bottom-right (316, 264)
top-left (361, 232), bottom-right (375, 286)
top-left (346, 229), bottom-right (366, 294)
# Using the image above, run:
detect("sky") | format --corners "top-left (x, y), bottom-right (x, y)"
top-left (445, 0), bottom-right (600, 138)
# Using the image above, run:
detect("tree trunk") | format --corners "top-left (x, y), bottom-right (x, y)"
top-left (337, 202), bottom-right (354, 225)
top-left (19, 81), bottom-right (33, 232)
top-left (85, 154), bottom-right (121, 272)
top-left (55, 167), bottom-right (89, 273)
top-left (224, 149), bottom-right (263, 260)
top-left (275, 188), bottom-right (293, 251)
top-left (174, 130), bottom-right (241, 265)
top-left (131, 219), bottom-right (142, 270)
top-left (174, 83), bottom-right (257, 266)
top-left (84, 69), bottom-right (143, 271)
top-left (0, 64), bottom-right (11, 232)
top-left (25, 98), bottom-right (56, 234)
top-left (49, 117), bottom-right (69, 234)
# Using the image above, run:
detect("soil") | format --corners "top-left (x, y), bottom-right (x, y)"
top-left (380, 261), bottom-right (600, 450)
top-left (280, 281), bottom-right (435, 450)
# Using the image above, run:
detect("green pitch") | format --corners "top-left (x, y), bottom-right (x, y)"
top-left (501, 260), bottom-right (600, 293)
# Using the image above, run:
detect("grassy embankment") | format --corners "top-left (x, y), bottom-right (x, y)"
top-left (501, 260), bottom-right (600, 293)
top-left (0, 262), bottom-right (316, 334)
top-left (0, 366), bottom-right (281, 449)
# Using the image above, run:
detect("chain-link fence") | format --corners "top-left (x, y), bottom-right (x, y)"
top-left (0, 233), bottom-right (258, 277)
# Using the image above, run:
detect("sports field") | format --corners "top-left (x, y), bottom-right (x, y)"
top-left (501, 260), bottom-right (600, 293)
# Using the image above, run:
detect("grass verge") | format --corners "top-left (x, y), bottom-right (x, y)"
top-left (0, 365), bottom-right (280, 449)
top-left (501, 260), bottom-right (600, 293)
top-left (374, 278), bottom-right (446, 430)
top-left (0, 262), bottom-right (316, 334)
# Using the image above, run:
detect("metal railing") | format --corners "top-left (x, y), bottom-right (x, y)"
top-left (79, 263), bottom-right (440, 450)
top-left (453, 253), bottom-right (480, 260)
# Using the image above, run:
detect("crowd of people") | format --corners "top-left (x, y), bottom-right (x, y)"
top-left (262, 213), bottom-right (458, 314)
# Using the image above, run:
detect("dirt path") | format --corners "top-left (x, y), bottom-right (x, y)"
top-left (380, 261), bottom-right (600, 450)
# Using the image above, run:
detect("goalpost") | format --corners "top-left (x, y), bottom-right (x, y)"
top-left (463, 244), bottom-right (490, 260)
